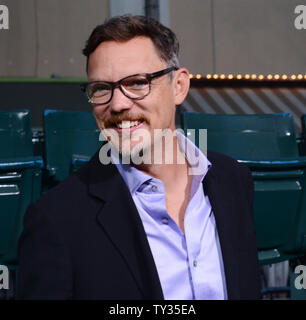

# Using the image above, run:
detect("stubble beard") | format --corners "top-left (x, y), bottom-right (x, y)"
top-left (104, 128), bottom-right (153, 164)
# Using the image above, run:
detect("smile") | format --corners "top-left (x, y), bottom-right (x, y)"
top-left (113, 120), bottom-right (145, 132)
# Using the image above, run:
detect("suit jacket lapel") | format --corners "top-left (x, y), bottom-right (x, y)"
top-left (203, 164), bottom-right (241, 300)
top-left (88, 154), bottom-right (164, 299)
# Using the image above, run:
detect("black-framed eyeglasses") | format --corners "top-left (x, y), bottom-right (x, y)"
top-left (81, 66), bottom-right (178, 105)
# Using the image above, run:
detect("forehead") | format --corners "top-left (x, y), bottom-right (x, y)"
top-left (87, 36), bottom-right (165, 81)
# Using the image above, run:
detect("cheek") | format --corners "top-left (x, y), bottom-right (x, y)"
top-left (149, 95), bottom-right (173, 123)
top-left (158, 102), bottom-right (175, 124)
top-left (93, 108), bottom-right (107, 127)
top-left (156, 87), bottom-right (176, 118)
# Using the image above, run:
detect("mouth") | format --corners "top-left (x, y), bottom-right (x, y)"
top-left (111, 120), bottom-right (145, 133)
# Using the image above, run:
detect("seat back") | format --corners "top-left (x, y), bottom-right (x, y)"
top-left (0, 161), bottom-right (42, 269)
top-left (0, 110), bottom-right (34, 158)
top-left (0, 110), bottom-right (43, 269)
top-left (182, 112), bottom-right (306, 265)
top-left (182, 112), bottom-right (298, 159)
top-left (44, 109), bottom-right (102, 182)
top-left (299, 115), bottom-right (306, 156)
top-left (301, 115), bottom-right (306, 134)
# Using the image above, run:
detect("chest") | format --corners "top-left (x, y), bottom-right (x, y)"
top-left (165, 193), bottom-right (189, 231)
top-left (164, 177), bottom-right (193, 231)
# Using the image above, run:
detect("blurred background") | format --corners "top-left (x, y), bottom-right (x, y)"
top-left (0, 0), bottom-right (305, 77)
top-left (0, 0), bottom-right (305, 300)
top-left (0, 0), bottom-right (305, 128)
top-left (0, 0), bottom-right (306, 130)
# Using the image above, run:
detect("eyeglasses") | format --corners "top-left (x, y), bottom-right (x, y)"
top-left (81, 66), bottom-right (178, 105)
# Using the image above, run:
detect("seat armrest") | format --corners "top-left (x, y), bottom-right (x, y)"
top-left (238, 157), bottom-right (306, 169)
top-left (0, 156), bottom-right (44, 170)
top-left (71, 154), bottom-right (91, 172)
top-left (71, 154), bottom-right (91, 164)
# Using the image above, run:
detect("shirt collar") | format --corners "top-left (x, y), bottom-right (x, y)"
top-left (176, 130), bottom-right (211, 181)
top-left (111, 129), bottom-right (212, 194)
top-left (111, 151), bottom-right (152, 195)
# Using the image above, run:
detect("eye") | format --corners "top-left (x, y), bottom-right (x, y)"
top-left (122, 77), bottom-right (149, 90)
top-left (90, 83), bottom-right (111, 97)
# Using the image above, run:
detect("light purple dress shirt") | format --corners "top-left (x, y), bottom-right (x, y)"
top-left (112, 131), bottom-right (227, 300)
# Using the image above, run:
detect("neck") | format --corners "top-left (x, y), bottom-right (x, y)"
top-left (133, 135), bottom-right (190, 190)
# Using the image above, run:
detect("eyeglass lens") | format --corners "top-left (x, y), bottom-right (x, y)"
top-left (88, 75), bottom-right (150, 104)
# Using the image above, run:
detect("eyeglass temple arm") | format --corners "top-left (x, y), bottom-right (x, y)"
top-left (147, 66), bottom-right (178, 80)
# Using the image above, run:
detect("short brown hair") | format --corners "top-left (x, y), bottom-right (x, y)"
top-left (82, 15), bottom-right (180, 72)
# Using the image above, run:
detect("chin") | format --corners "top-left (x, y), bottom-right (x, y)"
top-left (119, 139), bottom-right (152, 164)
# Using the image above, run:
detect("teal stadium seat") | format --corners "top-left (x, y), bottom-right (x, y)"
top-left (299, 115), bottom-right (306, 156)
top-left (182, 112), bottom-right (306, 266)
top-left (0, 110), bottom-right (43, 269)
top-left (43, 110), bottom-right (102, 186)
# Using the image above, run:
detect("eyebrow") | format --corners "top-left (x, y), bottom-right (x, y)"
top-left (87, 73), bottom-right (140, 83)
top-left (87, 72), bottom-right (139, 83)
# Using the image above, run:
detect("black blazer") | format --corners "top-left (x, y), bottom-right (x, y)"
top-left (16, 150), bottom-right (261, 300)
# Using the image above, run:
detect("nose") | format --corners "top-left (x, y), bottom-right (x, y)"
top-left (109, 87), bottom-right (134, 113)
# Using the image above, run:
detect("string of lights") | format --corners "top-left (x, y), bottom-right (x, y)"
top-left (189, 74), bottom-right (306, 80)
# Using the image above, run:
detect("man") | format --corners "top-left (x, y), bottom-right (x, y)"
top-left (16, 15), bottom-right (260, 299)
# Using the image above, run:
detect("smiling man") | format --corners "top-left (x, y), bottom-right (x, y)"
top-left (89, 36), bottom-right (184, 165)
top-left (16, 15), bottom-right (260, 300)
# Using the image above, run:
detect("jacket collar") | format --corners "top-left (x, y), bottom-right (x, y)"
top-left (88, 152), bottom-right (164, 299)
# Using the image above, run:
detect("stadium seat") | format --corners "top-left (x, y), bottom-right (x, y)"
top-left (182, 112), bottom-right (306, 266)
top-left (0, 110), bottom-right (43, 270)
top-left (299, 115), bottom-right (306, 156)
top-left (43, 109), bottom-right (102, 186)
top-left (0, 110), bottom-right (34, 158)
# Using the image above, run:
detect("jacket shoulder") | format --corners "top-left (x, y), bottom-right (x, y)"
top-left (31, 153), bottom-right (101, 220)
top-left (207, 150), bottom-right (250, 176)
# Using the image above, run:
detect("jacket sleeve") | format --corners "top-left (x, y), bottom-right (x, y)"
top-left (16, 203), bottom-right (73, 300)
top-left (238, 163), bottom-right (261, 299)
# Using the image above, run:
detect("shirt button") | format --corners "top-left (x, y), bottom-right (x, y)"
top-left (193, 260), bottom-right (198, 267)
top-left (162, 218), bottom-right (169, 224)
top-left (151, 185), bottom-right (158, 192)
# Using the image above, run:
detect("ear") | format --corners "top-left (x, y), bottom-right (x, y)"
top-left (173, 68), bottom-right (190, 106)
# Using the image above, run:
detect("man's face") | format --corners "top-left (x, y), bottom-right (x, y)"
top-left (87, 36), bottom-right (179, 160)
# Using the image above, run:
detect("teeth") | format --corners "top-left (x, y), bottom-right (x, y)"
top-left (117, 120), bottom-right (141, 129)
